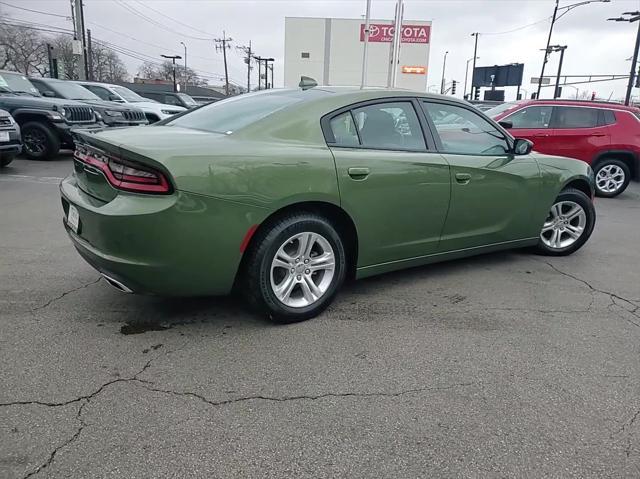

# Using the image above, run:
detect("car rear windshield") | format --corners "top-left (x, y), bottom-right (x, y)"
top-left (165, 89), bottom-right (330, 134)
top-left (49, 81), bottom-right (100, 100)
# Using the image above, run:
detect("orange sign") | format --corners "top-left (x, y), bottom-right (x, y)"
top-left (402, 66), bottom-right (426, 74)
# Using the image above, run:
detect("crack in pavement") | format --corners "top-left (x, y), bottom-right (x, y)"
top-left (541, 261), bottom-right (640, 329)
top-left (31, 277), bottom-right (102, 312)
top-left (3, 343), bottom-right (186, 478)
top-left (138, 381), bottom-right (479, 409)
top-left (22, 401), bottom-right (88, 479)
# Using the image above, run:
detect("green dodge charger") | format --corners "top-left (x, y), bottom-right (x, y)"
top-left (60, 86), bottom-right (596, 322)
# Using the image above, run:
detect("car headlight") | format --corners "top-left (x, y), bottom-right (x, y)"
top-left (59, 107), bottom-right (66, 117)
top-left (95, 111), bottom-right (104, 121)
top-left (161, 109), bottom-right (179, 115)
top-left (104, 110), bottom-right (124, 117)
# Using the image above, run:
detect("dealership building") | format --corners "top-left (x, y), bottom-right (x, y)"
top-left (284, 17), bottom-right (432, 90)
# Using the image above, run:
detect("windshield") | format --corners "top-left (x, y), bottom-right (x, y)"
top-left (485, 101), bottom-right (520, 118)
top-left (112, 86), bottom-right (147, 102)
top-left (0, 71), bottom-right (40, 96)
top-left (49, 81), bottom-right (100, 100)
top-left (177, 93), bottom-right (198, 107)
top-left (165, 89), bottom-right (329, 133)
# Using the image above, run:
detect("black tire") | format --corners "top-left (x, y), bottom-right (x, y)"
top-left (0, 154), bottom-right (15, 167)
top-left (593, 159), bottom-right (630, 198)
top-left (21, 121), bottom-right (60, 161)
top-left (242, 213), bottom-right (347, 323)
top-left (535, 188), bottom-right (596, 256)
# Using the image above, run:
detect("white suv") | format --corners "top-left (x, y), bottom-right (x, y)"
top-left (74, 81), bottom-right (185, 123)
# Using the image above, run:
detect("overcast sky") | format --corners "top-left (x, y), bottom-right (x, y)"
top-left (12, 0), bottom-right (640, 100)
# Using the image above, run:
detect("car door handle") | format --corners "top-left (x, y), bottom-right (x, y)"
top-left (592, 132), bottom-right (606, 137)
top-left (348, 167), bottom-right (370, 179)
top-left (455, 173), bottom-right (472, 184)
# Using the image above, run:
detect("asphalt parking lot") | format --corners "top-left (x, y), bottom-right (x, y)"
top-left (1, 155), bottom-right (640, 478)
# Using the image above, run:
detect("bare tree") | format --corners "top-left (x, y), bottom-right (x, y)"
top-left (0, 23), bottom-right (48, 76)
top-left (136, 60), bottom-right (205, 86)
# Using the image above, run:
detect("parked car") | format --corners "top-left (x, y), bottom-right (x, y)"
top-left (61, 87), bottom-right (595, 323)
top-left (0, 70), bottom-right (100, 160)
top-left (191, 96), bottom-right (220, 106)
top-left (133, 90), bottom-right (199, 110)
top-left (487, 99), bottom-right (640, 197)
top-left (74, 81), bottom-right (185, 123)
top-left (29, 77), bottom-right (148, 128)
top-left (0, 109), bottom-right (21, 167)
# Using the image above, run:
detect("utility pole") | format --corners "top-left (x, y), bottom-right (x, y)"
top-left (215, 31), bottom-right (232, 96)
top-left (237, 41), bottom-right (253, 92)
top-left (256, 55), bottom-right (262, 90)
top-left (538, 0), bottom-right (611, 99)
top-left (463, 56), bottom-right (478, 99)
top-left (470, 33), bottom-right (479, 99)
top-left (180, 42), bottom-right (187, 93)
top-left (86, 29), bottom-right (93, 81)
top-left (440, 51), bottom-right (449, 94)
top-left (161, 54), bottom-right (182, 92)
top-left (72, 0), bottom-right (87, 80)
top-left (608, 11), bottom-right (640, 105)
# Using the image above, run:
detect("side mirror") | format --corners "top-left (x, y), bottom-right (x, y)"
top-left (43, 91), bottom-right (56, 98)
top-left (498, 120), bottom-right (513, 129)
top-left (513, 138), bottom-right (533, 156)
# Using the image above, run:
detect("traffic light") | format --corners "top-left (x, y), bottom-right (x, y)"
top-left (474, 88), bottom-right (480, 100)
top-left (451, 80), bottom-right (457, 95)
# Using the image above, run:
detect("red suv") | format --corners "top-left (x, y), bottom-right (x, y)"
top-left (487, 99), bottom-right (640, 197)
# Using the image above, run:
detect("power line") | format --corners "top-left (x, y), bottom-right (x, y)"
top-left (113, 0), bottom-right (213, 41)
top-left (0, 1), bottom-right (69, 19)
top-left (0, 19), bottom-right (245, 85)
top-left (480, 16), bottom-right (552, 36)
top-left (130, 0), bottom-right (215, 38)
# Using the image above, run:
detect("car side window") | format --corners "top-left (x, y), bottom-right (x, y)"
top-left (329, 112), bottom-right (359, 147)
top-left (86, 85), bottom-right (111, 101)
top-left (423, 102), bottom-right (510, 156)
top-left (350, 102), bottom-right (426, 151)
top-left (504, 106), bottom-right (553, 129)
top-left (552, 106), bottom-right (599, 128)
top-left (163, 95), bottom-right (181, 106)
top-left (603, 110), bottom-right (616, 125)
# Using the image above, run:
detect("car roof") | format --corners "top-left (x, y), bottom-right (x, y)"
top-left (73, 81), bottom-right (119, 88)
top-left (514, 99), bottom-right (640, 112)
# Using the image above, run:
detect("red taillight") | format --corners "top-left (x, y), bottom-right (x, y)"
top-left (74, 145), bottom-right (171, 194)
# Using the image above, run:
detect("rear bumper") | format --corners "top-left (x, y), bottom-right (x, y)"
top-left (59, 174), bottom-right (267, 296)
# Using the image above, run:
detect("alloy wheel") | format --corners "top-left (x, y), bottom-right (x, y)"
top-left (540, 201), bottom-right (587, 250)
top-left (596, 164), bottom-right (625, 194)
top-left (23, 129), bottom-right (46, 155)
top-left (270, 232), bottom-right (336, 308)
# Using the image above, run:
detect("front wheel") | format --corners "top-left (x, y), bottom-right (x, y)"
top-left (242, 213), bottom-right (347, 323)
top-left (21, 122), bottom-right (60, 161)
top-left (535, 188), bottom-right (596, 256)
top-left (594, 159), bottom-right (630, 198)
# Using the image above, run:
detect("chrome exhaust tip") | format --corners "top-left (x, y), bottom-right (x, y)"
top-left (101, 274), bottom-right (133, 293)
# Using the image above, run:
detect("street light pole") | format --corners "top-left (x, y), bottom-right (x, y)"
top-left (360, 0), bottom-right (372, 89)
top-left (180, 41), bottom-right (187, 94)
top-left (552, 45), bottom-right (567, 98)
top-left (608, 12), bottom-right (640, 105)
top-left (537, 0), bottom-right (611, 99)
top-left (161, 54), bottom-right (182, 92)
top-left (463, 56), bottom-right (478, 100)
top-left (470, 33), bottom-right (479, 99)
top-left (440, 51), bottom-right (449, 94)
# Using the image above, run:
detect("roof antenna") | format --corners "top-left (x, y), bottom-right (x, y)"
top-left (299, 76), bottom-right (317, 90)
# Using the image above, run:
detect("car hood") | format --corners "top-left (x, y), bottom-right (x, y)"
top-left (128, 101), bottom-right (185, 111)
top-left (78, 99), bottom-right (138, 112)
top-left (0, 94), bottom-right (89, 110)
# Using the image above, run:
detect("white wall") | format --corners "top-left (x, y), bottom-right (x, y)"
top-left (284, 17), bottom-right (431, 91)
